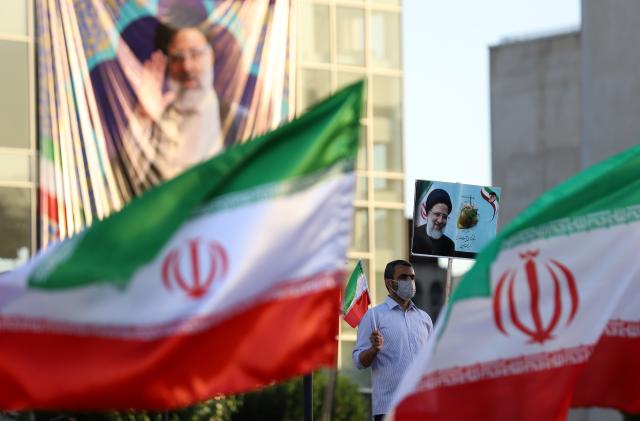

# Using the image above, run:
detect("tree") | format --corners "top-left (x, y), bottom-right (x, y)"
top-left (229, 369), bottom-right (368, 421)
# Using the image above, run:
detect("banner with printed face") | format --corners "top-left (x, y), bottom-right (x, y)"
top-left (411, 180), bottom-right (501, 259)
top-left (36, 0), bottom-right (292, 245)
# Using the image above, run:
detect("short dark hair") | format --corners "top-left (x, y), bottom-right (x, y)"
top-left (384, 259), bottom-right (412, 280)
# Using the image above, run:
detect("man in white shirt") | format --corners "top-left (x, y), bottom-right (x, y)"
top-left (353, 259), bottom-right (433, 420)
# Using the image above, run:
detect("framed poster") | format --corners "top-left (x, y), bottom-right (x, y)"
top-left (411, 180), bottom-right (501, 259)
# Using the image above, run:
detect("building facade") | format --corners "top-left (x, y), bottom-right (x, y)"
top-left (490, 30), bottom-right (581, 227)
top-left (0, 1), bottom-right (35, 271)
top-left (491, 0), bottom-right (640, 228)
top-left (295, 0), bottom-right (405, 392)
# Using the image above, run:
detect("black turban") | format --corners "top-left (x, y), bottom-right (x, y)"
top-left (425, 188), bottom-right (452, 214)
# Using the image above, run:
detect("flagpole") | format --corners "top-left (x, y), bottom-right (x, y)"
top-left (445, 257), bottom-right (453, 303)
top-left (371, 306), bottom-right (377, 331)
top-left (320, 368), bottom-right (337, 421)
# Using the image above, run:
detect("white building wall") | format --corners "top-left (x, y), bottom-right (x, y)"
top-left (581, 0), bottom-right (640, 167)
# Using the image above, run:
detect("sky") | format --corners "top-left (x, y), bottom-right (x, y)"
top-left (402, 0), bottom-right (581, 272)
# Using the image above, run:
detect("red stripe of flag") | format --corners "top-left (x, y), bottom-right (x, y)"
top-left (0, 286), bottom-right (341, 410)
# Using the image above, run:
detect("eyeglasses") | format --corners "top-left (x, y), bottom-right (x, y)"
top-left (429, 211), bottom-right (449, 220)
top-left (167, 47), bottom-right (208, 63)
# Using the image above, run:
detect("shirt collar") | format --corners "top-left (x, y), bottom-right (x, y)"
top-left (384, 295), bottom-right (417, 311)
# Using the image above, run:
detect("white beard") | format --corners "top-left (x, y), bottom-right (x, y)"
top-left (426, 219), bottom-right (443, 240)
top-left (163, 53), bottom-right (222, 173)
top-left (170, 84), bottom-right (209, 112)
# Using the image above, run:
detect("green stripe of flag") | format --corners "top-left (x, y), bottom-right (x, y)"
top-left (28, 82), bottom-right (364, 290)
top-left (438, 144), bottom-right (640, 334)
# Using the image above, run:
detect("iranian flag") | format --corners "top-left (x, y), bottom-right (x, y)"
top-left (342, 260), bottom-right (370, 328)
top-left (391, 145), bottom-right (640, 420)
top-left (0, 83), bottom-right (363, 411)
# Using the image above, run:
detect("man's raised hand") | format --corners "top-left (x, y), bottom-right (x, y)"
top-left (136, 50), bottom-right (175, 120)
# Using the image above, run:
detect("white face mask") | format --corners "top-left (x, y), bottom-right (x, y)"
top-left (394, 279), bottom-right (416, 301)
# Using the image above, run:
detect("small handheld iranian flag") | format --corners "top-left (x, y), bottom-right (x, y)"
top-left (391, 144), bottom-right (640, 420)
top-left (0, 83), bottom-right (363, 411)
top-left (342, 261), bottom-right (371, 328)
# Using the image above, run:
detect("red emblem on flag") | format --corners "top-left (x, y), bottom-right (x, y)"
top-left (420, 202), bottom-right (428, 220)
top-left (161, 239), bottom-right (228, 299)
top-left (492, 249), bottom-right (579, 344)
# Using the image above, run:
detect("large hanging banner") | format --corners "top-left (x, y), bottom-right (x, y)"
top-left (37, 0), bottom-right (293, 245)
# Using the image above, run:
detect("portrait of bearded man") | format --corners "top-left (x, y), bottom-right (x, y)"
top-left (412, 188), bottom-right (455, 257)
top-left (123, 23), bottom-right (224, 194)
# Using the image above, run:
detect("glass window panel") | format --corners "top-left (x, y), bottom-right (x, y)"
top-left (374, 266), bottom-right (387, 305)
top-left (356, 124), bottom-right (367, 171)
top-left (372, 75), bottom-right (402, 172)
top-left (351, 207), bottom-right (369, 252)
top-left (340, 339), bottom-right (371, 389)
top-left (0, 187), bottom-right (31, 262)
top-left (336, 7), bottom-right (365, 66)
top-left (374, 208), bottom-right (406, 302)
top-left (0, 153), bottom-right (31, 182)
top-left (337, 71), bottom-right (368, 117)
top-left (372, 0), bottom-right (401, 5)
top-left (355, 176), bottom-right (368, 201)
top-left (371, 11), bottom-right (401, 70)
top-left (0, 1), bottom-right (28, 36)
top-left (0, 40), bottom-right (30, 149)
top-left (298, 3), bottom-right (330, 63)
top-left (374, 208), bottom-right (405, 250)
top-left (373, 177), bottom-right (403, 203)
top-left (337, 70), bottom-right (365, 90)
top-left (298, 68), bottom-right (331, 113)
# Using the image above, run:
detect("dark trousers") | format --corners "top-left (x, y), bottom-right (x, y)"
top-left (373, 415), bottom-right (385, 421)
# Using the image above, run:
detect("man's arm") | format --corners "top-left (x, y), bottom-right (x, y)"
top-left (353, 310), bottom-right (384, 369)
top-left (358, 330), bottom-right (383, 368)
